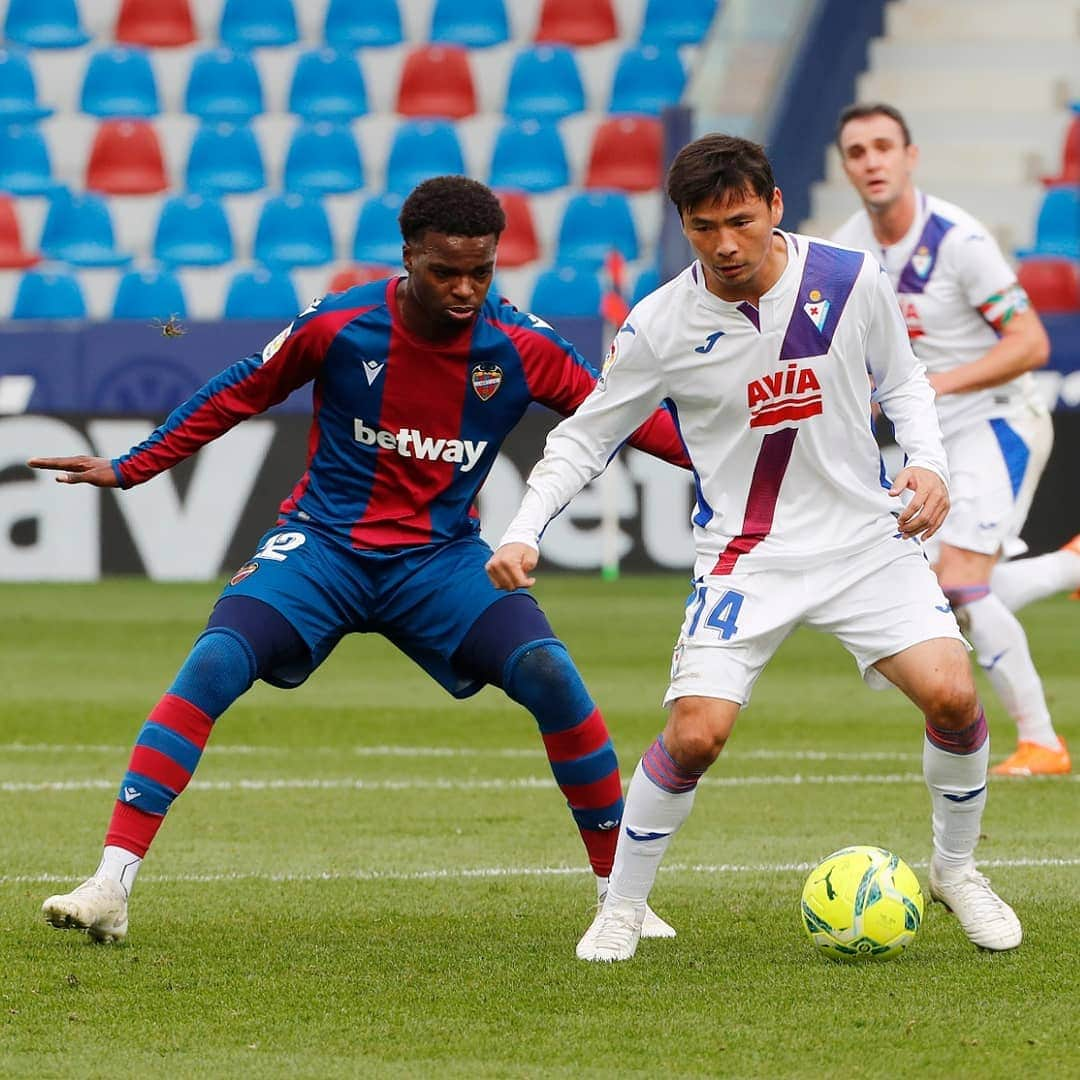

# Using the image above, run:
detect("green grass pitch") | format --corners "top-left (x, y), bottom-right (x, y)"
top-left (1, 577), bottom-right (1077, 1078)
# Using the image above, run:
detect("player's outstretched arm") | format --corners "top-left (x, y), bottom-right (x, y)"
top-left (486, 542), bottom-right (539, 590)
top-left (27, 456), bottom-right (119, 487)
top-left (889, 465), bottom-right (949, 541)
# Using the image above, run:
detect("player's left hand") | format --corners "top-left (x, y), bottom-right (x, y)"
top-left (486, 542), bottom-right (539, 590)
top-left (889, 466), bottom-right (949, 541)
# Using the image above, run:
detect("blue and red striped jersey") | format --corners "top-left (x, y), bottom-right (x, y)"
top-left (113, 277), bottom-right (688, 550)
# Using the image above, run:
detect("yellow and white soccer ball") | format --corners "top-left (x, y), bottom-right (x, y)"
top-left (800, 846), bottom-right (924, 961)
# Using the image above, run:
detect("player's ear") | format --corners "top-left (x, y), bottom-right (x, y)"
top-left (770, 187), bottom-right (784, 227)
top-left (401, 243), bottom-right (413, 272)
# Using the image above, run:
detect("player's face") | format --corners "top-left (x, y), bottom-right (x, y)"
top-left (838, 114), bottom-right (918, 211)
top-left (402, 231), bottom-right (498, 338)
top-left (680, 187), bottom-right (785, 300)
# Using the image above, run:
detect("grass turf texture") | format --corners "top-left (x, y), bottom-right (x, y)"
top-left (1, 577), bottom-right (1077, 1078)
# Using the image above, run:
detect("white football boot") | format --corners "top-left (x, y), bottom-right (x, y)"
top-left (577, 896), bottom-right (646, 962)
top-left (42, 877), bottom-right (128, 943)
top-left (928, 860), bottom-right (1022, 951)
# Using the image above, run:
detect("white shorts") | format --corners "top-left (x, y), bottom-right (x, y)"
top-left (664, 537), bottom-right (966, 708)
top-left (938, 410), bottom-right (1053, 557)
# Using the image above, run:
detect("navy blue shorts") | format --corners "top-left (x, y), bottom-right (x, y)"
top-left (216, 525), bottom-right (527, 698)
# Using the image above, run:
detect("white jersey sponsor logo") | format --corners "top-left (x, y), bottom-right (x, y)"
top-left (353, 419), bottom-right (488, 472)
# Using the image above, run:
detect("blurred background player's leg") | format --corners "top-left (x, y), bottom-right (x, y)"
top-left (990, 534), bottom-right (1080, 611)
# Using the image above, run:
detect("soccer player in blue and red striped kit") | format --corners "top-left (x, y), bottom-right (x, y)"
top-left (30, 175), bottom-right (688, 944)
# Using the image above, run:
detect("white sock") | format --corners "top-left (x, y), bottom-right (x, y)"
top-left (960, 592), bottom-right (1058, 748)
top-left (596, 875), bottom-right (608, 900)
top-left (608, 757), bottom-right (698, 904)
top-left (991, 550), bottom-right (1080, 612)
top-left (95, 845), bottom-right (142, 898)
top-left (923, 725), bottom-right (989, 874)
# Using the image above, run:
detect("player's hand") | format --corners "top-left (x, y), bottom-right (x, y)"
top-left (486, 542), bottom-right (539, 590)
top-left (26, 455), bottom-right (119, 487)
top-left (889, 466), bottom-right (949, 541)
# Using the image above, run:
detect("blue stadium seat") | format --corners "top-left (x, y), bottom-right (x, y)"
top-left (153, 192), bottom-right (233, 267)
top-left (3, 0), bottom-right (90, 49)
top-left (0, 123), bottom-right (57, 195)
top-left (219, 0), bottom-right (298, 49)
top-left (609, 46), bottom-right (685, 116)
top-left (352, 191), bottom-right (405, 266)
top-left (80, 46), bottom-right (160, 119)
top-left (554, 190), bottom-right (638, 267)
top-left (1026, 185), bottom-right (1080, 258)
top-left (40, 189), bottom-right (131, 267)
top-left (631, 264), bottom-right (659, 306)
top-left (254, 193), bottom-right (334, 268)
top-left (324, 0), bottom-right (402, 48)
top-left (12, 264), bottom-right (86, 319)
top-left (283, 122), bottom-right (364, 196)
top-left (430, 0), bottom-right (509, 48)
top-left (384, 120), bottom-right (465, 194)
top-left (113, 264), bottom-right (188, 320)
top-left (488, 120), bottom-right (569, 193)
top-left (185, 122), bottom-right (265, 195)
top-left (530, 264), bottom-right (602, 318)
top-left (639, 0), bottom-right (716, 46)
top-left (185, 48), bottom-right (263, 122)
top-left (288, 48), bottom-right (367, 122)
top-left (225, 264), bottom-right (299, 318)
top-left (504, 46), bottom-right (585, 121)
top-left (0, 47), bottom-right (53, 122)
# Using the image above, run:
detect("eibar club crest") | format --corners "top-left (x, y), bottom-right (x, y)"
top-left (911, 245), bottom-right (933, 278)
top-left (803, 289), bottom-right (830, 332)
top-left (471, 364), bottom-right (503, 401)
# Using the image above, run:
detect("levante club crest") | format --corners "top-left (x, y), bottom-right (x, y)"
top-left (471, 365), bottom-right (502, 400)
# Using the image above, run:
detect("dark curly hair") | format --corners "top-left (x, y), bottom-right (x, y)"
top-left (398, 175), bottom-right (506, 243)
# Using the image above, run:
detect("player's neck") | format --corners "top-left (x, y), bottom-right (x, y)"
top-left (867, 186), bottom-right (917, 248)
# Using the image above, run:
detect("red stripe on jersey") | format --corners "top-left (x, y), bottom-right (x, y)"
top-left (351, 292), bottom-right (474, 548)
top-left (128, 744), bottom-right (192, 793)
top-left (711, 427), bottom-right (798, 575)
top-left (147, 693), bottom-right (214, 749)
top-left (749, 398), bottom-right (822, 428)
top-left (561, 771), bottom-right (624, 809)
top-left (277, 379), bottom-right (325, 521)
top-left (541, 709), bottom-right (611, 762)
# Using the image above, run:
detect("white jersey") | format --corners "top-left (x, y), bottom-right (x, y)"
top-left (501, 232), bottom-right (948, 582)
top-left (831, 191), bottom-right (1045, 438)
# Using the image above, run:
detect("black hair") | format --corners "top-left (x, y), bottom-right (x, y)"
top-left (665, 133), bottom-right (775, 216)
top-left (835, 103), bottom-right (912, 149)
top-left (398, 175), bottom-right (506, 243)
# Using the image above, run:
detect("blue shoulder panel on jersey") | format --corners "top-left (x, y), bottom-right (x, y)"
top-left (896, 213), bottom-right (955, 295)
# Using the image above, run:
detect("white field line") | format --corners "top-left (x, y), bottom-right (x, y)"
top-left (2, 856), bottom-right (1078, 888)
top-left (3, 772), bottom-right (1079, 795)
top-left (0, 742), bottom-right (926, 762)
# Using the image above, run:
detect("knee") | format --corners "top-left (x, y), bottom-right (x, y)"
top-left (168, 628), bottom-right (257, 719)
top-left (503, 640), bottom-right (589, 720)
top-left (923, 679), bottom-right (980, 731)
top-left (664, 699), bottom-right (733, 772)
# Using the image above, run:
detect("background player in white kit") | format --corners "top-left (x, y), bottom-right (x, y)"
top-left (487, 133), bottom-right (1024, 963)
top-left (833, 103), bottom-right (1074, 778)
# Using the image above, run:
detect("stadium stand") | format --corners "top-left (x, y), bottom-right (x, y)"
top-left (530, 263), bottom-right (604, 316)
top-left (385, 119), bottom-right (465, 193)
top-left (112, 264), bottom-right (187, 319)
top-left (1022, 184), bottom-right (1080, 259)
top-left (283, 122), bottom-right (364, 196)
top-left (494, 189), bottom-right (540, 268)
top-left (0, 192), bottom-right (40, 267)
top-left (555, 189), bottom-right (639, 266)
top-left (3, 0), bottom-right (90, 49)
top-left (639, 0), bottom-right (716, 46)
top-left (324, 0), bottom-right (403, 49)
top-left (430, 0), bottom-right (510, 49)
top-left (39, 188), bottom-right (130, 266)
top-left (488, 119), bottom-right (570, 193)
top-left (12, 263), bottom-right (86, 318)
top-left (0, 123), bottom-right (57, 194)
top-left (1018, 255), bottom-right (1080, 313)
top-left (185, 48), bottom-right (264, 122)
top-left (80, 46), bottom-right (160, 119)
top-left (535, 0), bottom-right (618, 47)
top-left (608, 45), bottom-right (686, 116)
top-left (184, 121), bottom-right (264, 195)
top-left (114, 0), bottom-right (197, 48)
top-left (352, 191), bottom-right (406, 266)
top-left (85, 119), bottom-right (167, 194)
top-left (503, 46), bottom-right (586, 121)
top-left (253, 193), bottom-right (334, 268)
top-left (153, 192), bottom-right (233, 267)
top-left (395, 44), bottom-right (477, 119)
top-left (224, 263), bottom-right (298, 318)
top-left (288, 48), bottom-right (368, 122)
top-left (0, 46), bottom-right (54, 121)
top-left (218, 0), bottom-right (299, 50)
top-left (584, 116), bottom-right (663, 191)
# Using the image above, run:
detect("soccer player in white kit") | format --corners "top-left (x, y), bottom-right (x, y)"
top-left (487, 133), bottom-right (1023, 962)
top-left (832, 103), bottom-right (1074, 778)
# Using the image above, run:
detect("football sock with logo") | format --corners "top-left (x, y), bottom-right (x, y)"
top-left (923, 709), bottom-right (989, 874)
top-left (990, 550), bottom-right (1080, 613)
top-left (101, 630), bottom-right (257, 890)
top-left (946, 587), bottom-right (1058, 749)
top-left (502, 641), bottom-right (624, 878)
top-left (608, 738), bottom-right (703, 904)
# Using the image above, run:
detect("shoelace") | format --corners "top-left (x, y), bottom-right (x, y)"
top-left (940, 872), bottom-right (1013, 925)
top-left (592, 909), bottom-right (641, 953)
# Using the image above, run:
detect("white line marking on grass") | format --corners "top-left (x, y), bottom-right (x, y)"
top-left (4, 772), bottom-right (1078, 795)
top-left (3, 856), bottom-right (1078, 888)
top-left (0, 742), bottom-right (931, 763)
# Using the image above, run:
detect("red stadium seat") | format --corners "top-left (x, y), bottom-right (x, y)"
top-left (1017, 256), bottom-right (1080, 313)
top-left (1044, 113), bottom-right (1080, 185)
top-left (395, 45), bottom-right (477, 119)
top-left (535, 0), bottom-right (617, 46)
top-left (0, 194), bottom-right (39, 268)
top-left (85, 119), bottom-right (168, 195)
top-left (584, 116), bottom-right (663, 192)
top-left (115, 0), bottom-right (197, 47)
top-left (327, 264), bottom-right (390, 292)
top-left (494, 189), bottom-right (539, 267)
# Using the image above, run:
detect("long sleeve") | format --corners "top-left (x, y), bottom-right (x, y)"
top-left (500, 325), bottom-right (668, 548)
top-left (866, 268), bottom-right (950, 487)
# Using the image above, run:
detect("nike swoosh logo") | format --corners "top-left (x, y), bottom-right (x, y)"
top-left (625, 827), bottom-right (671, 842)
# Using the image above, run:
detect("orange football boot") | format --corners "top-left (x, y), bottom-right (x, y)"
top-left (1063, 534), bottom-right (1080, 599)
top-left (991, 737), bottom-right (1071, 777)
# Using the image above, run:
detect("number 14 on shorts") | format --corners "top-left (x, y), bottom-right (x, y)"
top-left (687, 585), bottom-right (744, 640)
